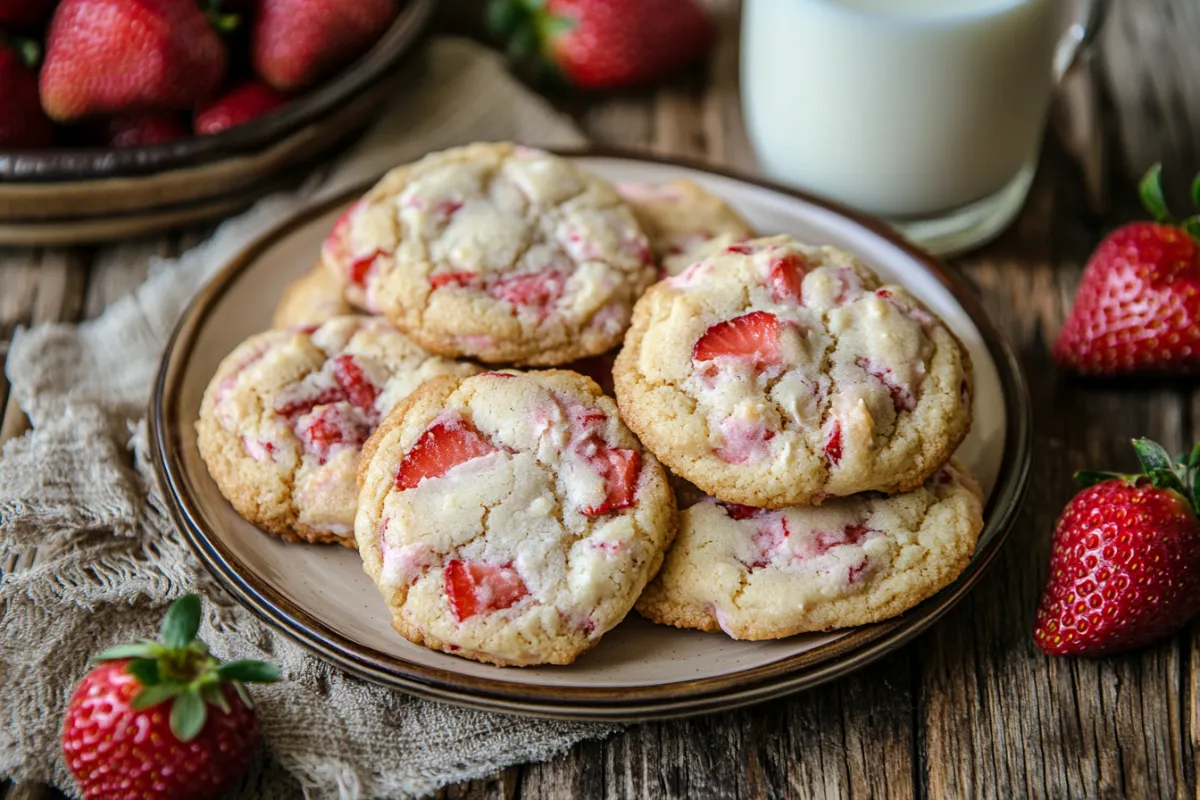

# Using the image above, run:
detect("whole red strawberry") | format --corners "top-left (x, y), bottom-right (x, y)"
top-left (252, 0), bottom-right (396, 90)
top-left (0, 40), bottom-right (54, 149)
top-left (62, 594), bottom-right (280, 800)
top-left (1033, 439), bottom-right (1200, 656)
top-left (39, 0), bottom-right (229, 123)
top-left (195, 81), bottom-right (290, 135)
top-left (489, 0), bottom-right (714, 89)
top-left (0, 0), bottom-right (57, 27)
top-left (1053, 165), bottom-right (1200, 375)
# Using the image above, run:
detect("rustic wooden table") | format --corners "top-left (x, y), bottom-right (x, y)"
top-left (3, 1), bottom-right (1198, 797)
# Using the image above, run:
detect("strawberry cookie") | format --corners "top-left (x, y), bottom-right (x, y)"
top-left (355, 370), bottom-right (676, 666)
top-left (637, 460), bottom-right (983, 638)
top-left (271, 261), bottom-right (354, 329)
top-left (614, 235), bottom-right (973, 507)
top-left (196, 316), bottom-right (480, 546)
top-left (321, 142), bottom-right (657, 365)
top-left (617, 179), bottom-right (755, 275)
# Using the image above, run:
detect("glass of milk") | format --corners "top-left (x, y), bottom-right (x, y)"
top-left (741, 0), bottom-right (1107, 255)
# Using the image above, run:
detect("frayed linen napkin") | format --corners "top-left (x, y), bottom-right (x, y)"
top-left (0, 38), bottom-right (616, 799)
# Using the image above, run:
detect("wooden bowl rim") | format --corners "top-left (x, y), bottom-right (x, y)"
top-left (0, 0), bottom-right (434, 183)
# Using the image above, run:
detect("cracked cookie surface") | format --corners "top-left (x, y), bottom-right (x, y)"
top-left (636, 459), bottom-right (983, 638)
top-left (196, 316), bottom-right (481, 546)
top-left (321, 142), bottom-right (657, 366)
top-left (617, 179), bottom-right (755, 276)
top-left (613, 235), bottom-right (973, 507)
top-left (271, 261), bottom-right (354, 329)
top-left (355, 369), bottom-right (676, 666)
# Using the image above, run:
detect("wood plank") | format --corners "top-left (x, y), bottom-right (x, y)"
top-left (919, 135), bottom-right (1193, 797)
top-left (83, 237), bottom-right (174, 319)
top-left (521, 651), bottom-right (916, 799)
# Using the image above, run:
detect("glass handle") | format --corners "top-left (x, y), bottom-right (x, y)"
top-left (1053, 0), bottom-right (1109, 83)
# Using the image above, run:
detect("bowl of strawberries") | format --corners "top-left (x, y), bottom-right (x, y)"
top-left (0, 0), bottom-right (434, 245)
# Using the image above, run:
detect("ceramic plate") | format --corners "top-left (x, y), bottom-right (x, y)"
top-left (152, 151), bottom-right (1032, 721)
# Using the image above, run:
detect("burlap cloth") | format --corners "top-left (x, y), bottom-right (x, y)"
top-left (0, 39), bottom-right (620, 799)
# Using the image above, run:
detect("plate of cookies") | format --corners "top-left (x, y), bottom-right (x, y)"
top-left (152, 142), bottom-right (1032, 720)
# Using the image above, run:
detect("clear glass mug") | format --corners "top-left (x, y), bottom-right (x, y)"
top-left (741, 0), bottom-right (1108, 256)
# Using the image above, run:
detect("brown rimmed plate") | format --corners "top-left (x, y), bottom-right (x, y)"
top-left (150, 150), bottom-right (1032, 721)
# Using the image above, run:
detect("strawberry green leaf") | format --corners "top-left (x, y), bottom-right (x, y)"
top-left (487, 0), bottom-right (523, 37)
top-left (1183, 217), bottom-right (1200, 242)
top-left (216, 660), bottom-right (281, 684)
top-left (125, 658), bottom-right (161, 687)
top-left (1147, 467), bottom-right (1188, 496)
top-left (233, 681), bottom-right (254, 709)
top-left (506, 22), bottom-right (537, 61)
top-left (131, 681), bottom-right (185, 711)
top-left (160, 594), bottom-right (202, 650)
top-left (201, 683), bottom-right (231, 715)
top-left (1192, 172), bottom-right (1200, 208)
top-left (1133, 438), bottom-right (1175, 474)
top-left (94, 643), bottom-right (158, 661)
top-left (1188, 444), bottom-right (1200, 470)
top-left (1139, 164), bottom-right (1173, 223)
top-left (1074, 470), bottom-right (1126, 487)
top-left (170, 690), bottom-right (207, 742)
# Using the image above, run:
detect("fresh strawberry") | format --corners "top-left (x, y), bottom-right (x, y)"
top-left (692, 311), bottom-right (782, 371)
top-left (395, 418), bottom-right (498, 490)
top-left (489, 0), bottom-right (713, 90)
top-left (252, 0), bottom-right (396, 90)
top-left (444, 560), bottom-right (529, 621)
top-left (0, 40), bottom-right (53, 149)
top-left (768, 252), bottom-right (806, 304)
top-left (195, 80), bottom-right (289, 135)
top-left (1053, 165), bottom-right (1200, 375)
top-left (582, 448), bottom-right (640, 516)
top-left (0, 0), bottom-right (56, 28)
top-left (62, 594), bottom-right (279, 800)
top-left (40, 0), bottom-right (228, 123)
top-left (1033, 439), bottom-right (1200, 656)
top-left (105, 113), bottom-right (189, 147)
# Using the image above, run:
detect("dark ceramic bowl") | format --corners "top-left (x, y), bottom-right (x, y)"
top-left (0, 0), bottom-right (434, 245)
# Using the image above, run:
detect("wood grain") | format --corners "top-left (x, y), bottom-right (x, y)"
top-left (7, 1), bottom-right (1200, 798)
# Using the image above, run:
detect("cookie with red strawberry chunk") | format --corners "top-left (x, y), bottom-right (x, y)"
top-left (40, 0), bottom-right (228, 123)
top-left (355, 369), bottom-right (675, 666)
top-left (63, 594), bottom-right (279, 800)
top-left (0, 39), bottom-right (53, 149)
top-left (1034, 439), bottom-right (1200, 656)
top-left (272, 261), bottom-right (356, 329)
top-left (196, 316), bottom-right (479, 546)
top-left (639, 459), bottom-right (983, 638)
top-left (1054, 165), bottom-right (1200, 375)
top-left (617, 180), bottom-right (755, 276)
top-left (489, 0), bottom-right (713, 90)
top-left (195, 80), bottom-right (289, 135)
top-left (252, 0), bottom-right (396, 90)
top-left (320, 143), bottom-right (656, 366)
top-left (613, 235), bottom-right (973, 508)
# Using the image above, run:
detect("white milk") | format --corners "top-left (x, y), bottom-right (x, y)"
top-left (741, 0), bottom-right (1062, 218)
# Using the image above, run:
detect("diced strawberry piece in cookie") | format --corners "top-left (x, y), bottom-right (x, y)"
top-left (713, 415), bottom-right (775, 464)
top-left (444, 560), bottom-right (529, 621)
top-left (333, 354), bottom-right (379, 412)
top-left (347, 250), bottom-right (384, 287)
top-left (824, 421), bottom-right (843, 465)
top-left (720, 502), bottom-right (762, 520)
top-left (274, 383), bottom-right (344, 419)
top-left (855, 356), bottom-right (916, 412)
top-left (322, 203), bottom-right (358, 260)
top-left (748, 516), bottom-right (790, 567)
top-left (297, 406), bottom-right (371, 463)
top-left (726, 243), bottom-right (754, 255)
top-left (768, 252), bottom-right (806, 304)
top-left (430, 271), bottom-right (476, 290)
top-left (490, 270), bottom-right (566, 312)
top-left (582, 448), bottom-right (641, 516)
top-left (396, 419), bottom-right (498, 490)
top-left (692, 311), bottom-right (782, 371)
